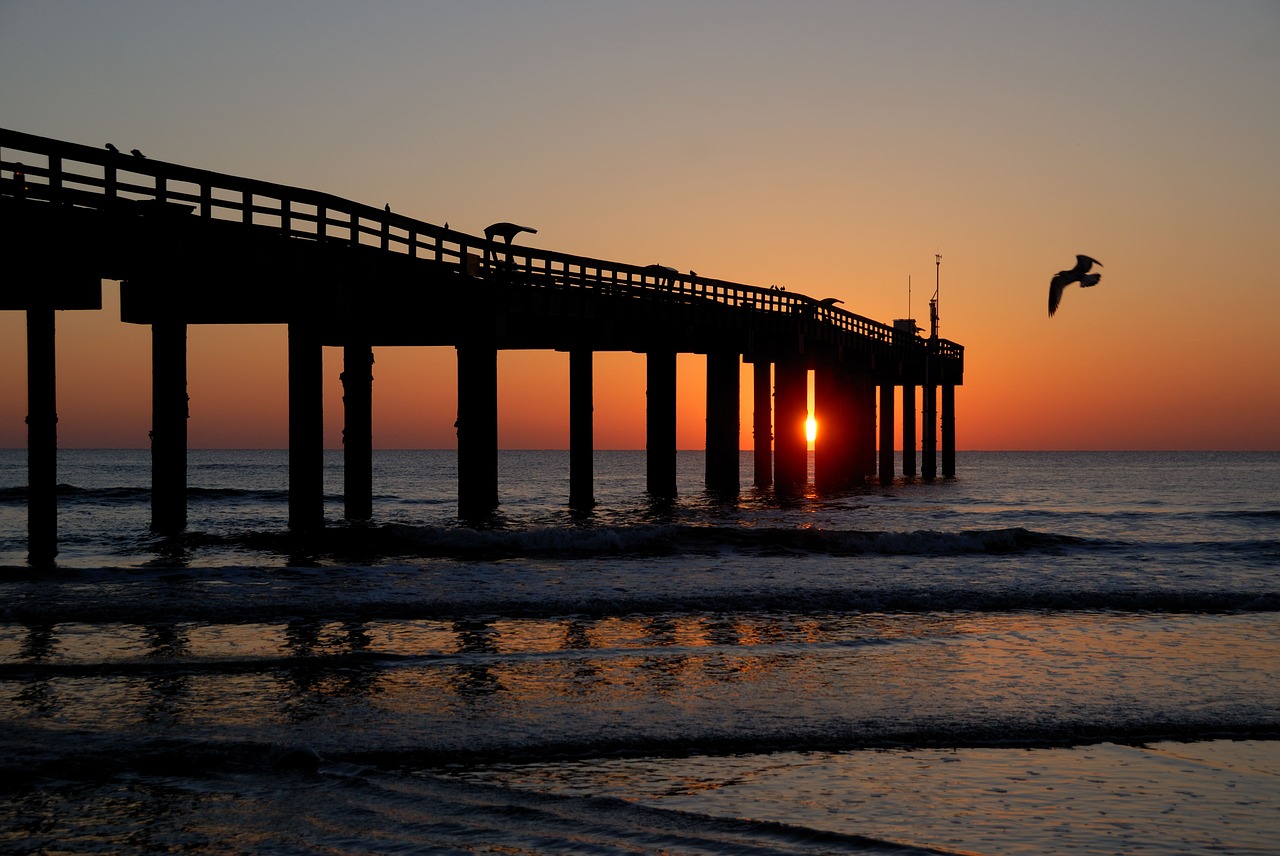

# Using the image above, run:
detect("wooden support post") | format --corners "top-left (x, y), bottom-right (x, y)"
top-left (847, 372), bottom-right (872, 481)
top-left (922, 383), bottom-right (937, 480)
top-left (569, 348), bottom-right (594, 509)
top-left (342, 342), bottom-right (374, 520)
top-left (878, 383), bottom-right (895, 485)
top-left (774, 357), bottom-right (808, 489)
top-left (288, 321), bottom-right (324, 532)
top-left (26, 307), bottom-right (57, 565)
top-left (151, 321), bottom-right (188, 534)
top-left (646, 350), bottom-right (677, 498)
top-left (705, 351), bottom-right (739, 494)
top-left (942, 384), bottom-right (956, 478)
top-left (457, 342), bottom-right (499, 518)
top-left (862, 376), bottom-right (878, 477)
top-left (902, 384), bottom-right (917, 477)
top-left (814, 362), bottom-right (852, 491)
top-left (752, 360), bottom-right (772, 488)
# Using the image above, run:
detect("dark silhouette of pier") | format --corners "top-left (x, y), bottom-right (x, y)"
top-left (0, 129), bottom-right (964, 564)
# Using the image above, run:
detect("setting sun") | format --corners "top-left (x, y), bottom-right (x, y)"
top-left (805, 416), bottom-right (818, 444)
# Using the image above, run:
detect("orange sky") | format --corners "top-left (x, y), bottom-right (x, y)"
top-left (2, 2), bottom-right (1278, 450)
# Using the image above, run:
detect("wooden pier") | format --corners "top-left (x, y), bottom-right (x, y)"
top-left (0, 128), bottom-right (964, 562)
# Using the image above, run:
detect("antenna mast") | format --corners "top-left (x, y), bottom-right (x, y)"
top-left (930, 252), bottom-right (942, 340)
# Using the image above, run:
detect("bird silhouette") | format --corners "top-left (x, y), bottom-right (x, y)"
top-left (105, 143), bottom-right (119, 153)
top-left (1049, 254), bottom-right (1102, 317)
top-left (130, 148), bottom-right (145, 159)
top-left (820, 297), bottom-right (844, 306)
top-left (483, 222), bottom-right (537, 268)
top-left (484, 222), bottom-right (537, 244)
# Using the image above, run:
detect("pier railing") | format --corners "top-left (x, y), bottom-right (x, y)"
top-left (1, 128), bottom-right (963, 362)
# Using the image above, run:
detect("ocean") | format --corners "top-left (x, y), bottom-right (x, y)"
top-left (1, 449), bottom-right (1277, 855)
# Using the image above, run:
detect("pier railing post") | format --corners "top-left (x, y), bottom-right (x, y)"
top-left (705, 351), bottom-right (740, 494)
top-left (569, 348), bottom-right (594, 509)
top-left (26, 306), bottom-right (57, 565)
top-left (646, 350), bottom-right (678, 498)
top-left (151, 320), bottom-right (188, 534)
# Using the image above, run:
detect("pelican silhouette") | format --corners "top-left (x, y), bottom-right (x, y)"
top-left (484, 222), bottom-right (537, 244)
top-left (105, 143), bottom-right (119, 154)
top-left (483, 222), bottom-right (537, 268)
top-left (819, 297), bottom-right (844, 306)
top-left (1049, 254), bottom-right (1102, 317)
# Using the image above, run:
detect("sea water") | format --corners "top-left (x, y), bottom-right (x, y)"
top-left (0, 450), bottom-right (1277, 854)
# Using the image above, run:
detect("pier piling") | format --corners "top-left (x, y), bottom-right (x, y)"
top-left (288, 321), bottom-right (324, 532)
top-left (705, 351), bottom-right (740, 494)
top-left (26, 306), bottom-right (57, 565)
top-left (902, 384), bottom-right (917, 477)
top-left (457, 342), bottom-right (499, 518)
top-left (569, 348), bottom-right (594, 508)
top-left (150, 320), bottom-right (188, 534)
top-left (646, 350), bottom-right (678, 497)
top-left (773, 357), bottom-right (808, 489)
top-left (878, 383), bottom-right (895, 485)
top-left (342, 342), bottom-right (374, 520)
top-left (752, 361), bottom-right (772, 488)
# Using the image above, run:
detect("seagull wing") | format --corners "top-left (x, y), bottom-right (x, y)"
top-left (1074, 254), bottom-right (1101, 274)
top-left (1048, 272), bottom-right (1068, 317)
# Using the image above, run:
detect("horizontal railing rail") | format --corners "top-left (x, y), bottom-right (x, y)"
top-left (2, 128), bottom-right (962, 361)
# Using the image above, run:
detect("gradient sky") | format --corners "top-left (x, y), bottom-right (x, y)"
top-left (2, 1), bottom-right (1278, 450)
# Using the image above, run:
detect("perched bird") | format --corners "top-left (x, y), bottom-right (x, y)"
top-left (1048, 254), bottom-right (1102, 317)
top-left (130, 148), bottom-right (145, 159)
top-left (484, 222), bottom-right (537, 244)
top-left (820, 297), bottom-right (844, 306)
top-left (642, 263), bottom-right (678, 286)
top-left (105, 143), bottom-right (119, 153)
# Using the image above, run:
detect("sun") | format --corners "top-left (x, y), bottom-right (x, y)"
top-left (805, 415), bottom-right (818, 444)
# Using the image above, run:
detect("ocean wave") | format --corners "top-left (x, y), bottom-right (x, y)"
top-left (7, 723), bottom-right (1276, 787)
top-left (0, 732), bottom-right (954, 855)
top-left (0, 484), bottom-right (292, 505)
top-left (213, 522), bottom-right (1097, 559)
top-left (2, 579), bottom-right (1275, 624)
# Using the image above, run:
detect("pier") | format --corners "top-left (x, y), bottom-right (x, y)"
top-left (1, 129), bottom-right (964, 562)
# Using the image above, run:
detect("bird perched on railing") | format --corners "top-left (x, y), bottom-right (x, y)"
top-left (105, 143), bottom-right (119, 154)
top-left (820, 297), bottom-right (844, 306)
top-left (130, 148), bottom-right (145, 159)
top-left (484, 222), bottom-right (537, 244)
top-left (483, 222), bottom-right (537, 269)
top-left (1048, 254), bottom-right (1102, 317)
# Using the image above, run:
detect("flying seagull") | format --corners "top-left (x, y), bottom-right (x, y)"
top-left (1048, 254), bottom-right (1102, 317)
